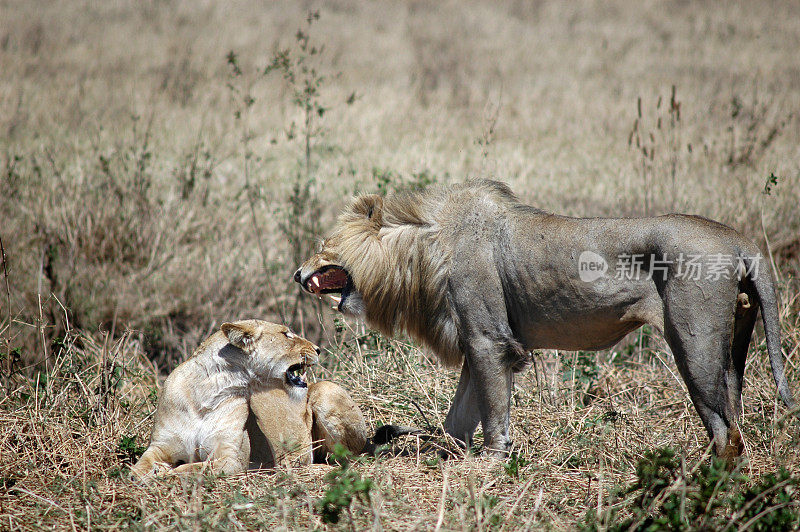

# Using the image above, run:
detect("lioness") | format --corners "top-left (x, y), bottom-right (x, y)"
top-left (295, 180), bottom-right (795, 459)
top-left (131, 320), bottom-right (367, 478)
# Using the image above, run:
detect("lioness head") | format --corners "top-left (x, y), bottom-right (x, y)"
top-left (221, 320), bottom-right (320, 393)
top-left (294, 194), bottom-right (387, 318)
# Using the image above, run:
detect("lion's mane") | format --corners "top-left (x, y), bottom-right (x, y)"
top-left (326, 181), bottom-right (527, 367)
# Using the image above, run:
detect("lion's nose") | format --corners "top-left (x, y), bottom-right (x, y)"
top-left (306, 346), bottom-right (321, 366)
top-left (293, 269), bottom-right (302, 283)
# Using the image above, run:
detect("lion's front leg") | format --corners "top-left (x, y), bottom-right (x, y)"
top-left (443, 360), bottom-right (482, 446)
top-left (446, 248), bottom-right (515, 457)
top-left (465, 337), bottom-right (513, 457)
top-left (443, 339), bottom-right (514, 457)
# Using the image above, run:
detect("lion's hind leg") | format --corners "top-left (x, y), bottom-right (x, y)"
top-left (724, 290), bottom-right (759, 457)
top-left (309, 381), bottom-right (368, 461)
top-left (663, 282), bottom-right (742, 460)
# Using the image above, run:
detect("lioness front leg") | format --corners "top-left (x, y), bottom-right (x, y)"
top-left (131, 445), bottom-right (176, 479)
top-left (170, 437), bottom-right (249, 477)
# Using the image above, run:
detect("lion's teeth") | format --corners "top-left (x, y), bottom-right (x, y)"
top-left (328, 295), bottom-right (342, 304)
top-left (312, 277), bottom-right (320, 288)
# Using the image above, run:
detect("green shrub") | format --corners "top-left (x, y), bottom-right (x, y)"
top-left (316, 445), bottom-right (373, 525)
top-left (583, 447), bottom-right (800, 531)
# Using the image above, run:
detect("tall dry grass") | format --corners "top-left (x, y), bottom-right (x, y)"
top-left (1, 0), bottom-right (799, 529)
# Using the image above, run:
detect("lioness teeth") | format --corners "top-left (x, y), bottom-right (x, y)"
top-left (328, 295), bottom-right (342, 304)
top-left (312, 277), bottom-right (320, 288)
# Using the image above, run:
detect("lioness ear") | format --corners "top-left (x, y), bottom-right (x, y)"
top-left (221, 321), bottom-right (259, 352)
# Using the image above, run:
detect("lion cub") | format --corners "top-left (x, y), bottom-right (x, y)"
top-left (131, 320), bottom-right (320, 478)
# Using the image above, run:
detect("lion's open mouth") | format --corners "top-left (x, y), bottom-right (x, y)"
top-left (303, 265), bottom-right (350, 308)
top-left (285, 363), bottom-right (307, 388)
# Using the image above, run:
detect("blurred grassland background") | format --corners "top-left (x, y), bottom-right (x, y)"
top-left (1, 0), bottom-right (800, 530)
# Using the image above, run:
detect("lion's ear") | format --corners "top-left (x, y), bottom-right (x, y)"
top-left (350, 194), bottom-right (384, 226)
top-left (222, 321), bottom-right (259, 352)
top-left (363, 194), bottom-right (383, 223)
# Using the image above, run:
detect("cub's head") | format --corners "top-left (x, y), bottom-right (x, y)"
top-left (221, 320), bottom-right (319, 394)
top-left (293, 194), bottom-right (385, 318)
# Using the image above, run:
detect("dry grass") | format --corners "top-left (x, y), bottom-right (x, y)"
top-left (1, 306), bottom-right (798, 530)
top-left (1, 0), bottom-right (800, 529)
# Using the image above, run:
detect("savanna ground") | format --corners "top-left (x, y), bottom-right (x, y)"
top-left (2, 1), bottom-right (800, 529)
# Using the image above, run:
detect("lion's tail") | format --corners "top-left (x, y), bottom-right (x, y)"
top-left (744, 253), bottom-right (796, 412)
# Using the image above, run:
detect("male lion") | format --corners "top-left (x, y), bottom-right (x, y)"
top-left (295, 180), bottom-right (795, 459)
top-left (131, 320), bottom-right (368, 479)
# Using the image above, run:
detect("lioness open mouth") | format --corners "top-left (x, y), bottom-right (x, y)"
top-left (302, 265), bottom-right (351, 309)
top-left (285, 363), bottom-right (308, 388)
